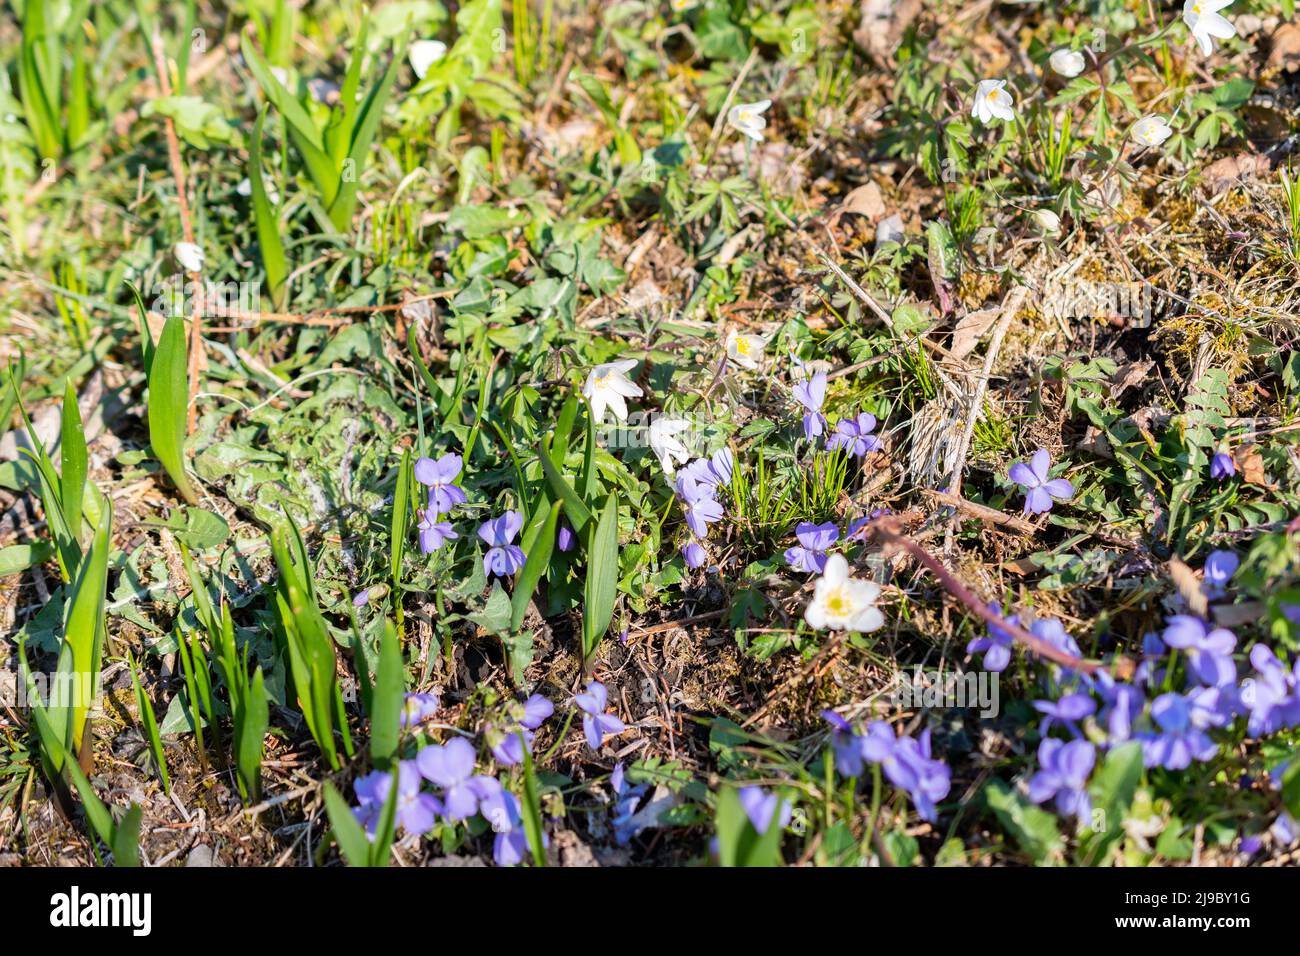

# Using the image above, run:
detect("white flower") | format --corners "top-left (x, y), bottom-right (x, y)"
top-left (1183, 0), bottom-right (1236, 57)
top-left (725, 330), bottom-right (767, 370)
top-left (804, 554), bottom-right (884, 632)
top-left (970, 79), bottom-right (1015, 124)
top-left (670, 0), bottom-right (697, 10)
top-left (727, 99), bottom-right (771, 142)
top-left (1031, 209), bottom-right (1061, 234)
top-left (409, 40), bottom-right (448, 80)
top-left (174, 242), bottom-right (204, 273)
top-left (270, 66), bottom-right (290, 87)
top-left (1049, 49), bottom-right (1086, 78)
top-left (1131, 115), bottom-right (1173, 148)
top-left (582, 359), bottom-right (643, 423)
top-left (648, 417), bottom-right (692, 475)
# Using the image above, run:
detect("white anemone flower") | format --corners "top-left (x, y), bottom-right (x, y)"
top-left (725, 330), bottom-right (767, 370)
top-left (648, 417), bottom-right (692, 475)
top-left (1131, 115), bottom-right (1173, 148)
top-left (409, 40), bottom-right (448, 80)
top-left (970, 79), bottom-right (1015, 124)
top-left (582, 360), bottom-right (643, 423)
top-left (1031, 209), bottom-right (1061, 235)
top-left (804, 554), bottom-right (884, 632)
top-left (1183, 0), bottom-right (1235, 57)
top-left (727, 99), bottom-right (771, 142)
top-left (1048, 49), bottom-right (1086, 78)
top-left (174, 242), bottom-right (204, 273)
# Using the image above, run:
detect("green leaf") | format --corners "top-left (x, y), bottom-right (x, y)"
top-left (63, 503), bottom-right (111, 756)
top-left (539, 434), bottom-right (591, 530)
top-left (519, 739), bottom-right (547, 867)
top-left (983, 779), bottom-right (1063, 865)
top-left (59, 382), bottom-right (87, 544)
top-left (1079, 742), bottom-right (1143, 865)
top-left (511, 500), bottom-right (560, 632)
top-left (369, 619), bottom-right (404, 769)
top-left (250, 107), bottom-right (288, 308)
top-left (714, 786), bottom-right (784, 866)
top-left (324, 781), bottom-right (373, 867)
top-left (147, 315), bottom-right (199, 505)
top-left (581, 494), bottom-right (619, 662)
top-left (0, 540), bottom-right (55, 576)
top-left (128, 653), bottom-right (170, 796)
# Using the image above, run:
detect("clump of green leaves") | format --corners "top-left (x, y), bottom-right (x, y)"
top-left (271, 517), bottom-right (353, 770)
top-left (241, 15), bottom-right (406, 234)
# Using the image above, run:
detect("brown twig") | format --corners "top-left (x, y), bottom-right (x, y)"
top-left (870, 517), bottom-right (1125, 676)
top-left (921, 488), bottom-right (1037, 535)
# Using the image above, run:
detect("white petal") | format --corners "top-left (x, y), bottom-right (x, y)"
top-left (820, 553), bottom-right (849, 585)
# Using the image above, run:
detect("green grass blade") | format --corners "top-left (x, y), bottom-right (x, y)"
top-left (59, 381), bottom-right (87, 545)
top-left (128, 652), bottom-right (170, 795)
top-left (581, 494), bottom-right (619, 662)
top-left (250, 107), bottom-right (288, 309)
top-left (323, 781), bottom-right (372, 867)
top-left (369, 619), bottom-right (404, 770)
top-left (511, 499), bottom-right (560, 632)
top-left (64, 502), bottom-right (110, 757)
top-left (147, 316), bottom-right (199, 504)
top-left (519, 738), bottom-right (547, 867)
top-left (539, 434), bottom-right (591, 530)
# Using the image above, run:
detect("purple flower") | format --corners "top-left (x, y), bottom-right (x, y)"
top-left (793, 371), bottom-right (827, 441)
top-left (1134, 631), bottom-right (1167, 686)
top-left (354, 761), bottom-right (442, 837)
top-left (1241, 644), bottom-right (1300, 736)
top-left (1202, 550), bottom-right (1239, 597)
top-left (574, 681), bottom-right (626, 750)
top-left (478, 510), bottom-right (525, 577)
top-left (1033, 691), bottom-right (1096, 738)
top-left (400, 692), bottom-right (440, 728)
top-left (488, 789), bottom-right (549, 866)
top-left (353, 587), bottom-right (373, 608)
top-left (487, 726), bottom-right (533, 766)
top-left (1095, 675), bottom-right (1144, 742)
top-left (1272, 813), bottom-right (1298, 847)
top-left (517, 693), bottom-right (553, 730)
top-left (783, 521), bottom-right (838, 574)
top-left (682, 539), bottom-right (707, 569)
top-left (610, 761), bottom-right (651, 845)
top-left (680, 448), bottom-right (733, 490)
top-left (1008, 448), bottom-right (1074, 515)
top-left (418, 514), bottom-right (458, 553)
top-left (1027, 738), bottom-right (1095, 820)
top-left (966, 602), bottom-right (1017, 672)
top-left (1162, 615), bottom-right (1237, 687)
top-left (415, 737), bottom-right (501, 821)
top-left (890, 729), bottom-right (951, 822)
top-left (1210, 451), bottom-right (1235, 480)
top-left (738, 786), bottom-right (793, 835)
top-left (1139, 691), bottom-right (1220, 769)
top-left (826, 412), bottom-right (883, 458)
top-left (674, 476), bottom-right (724, 537)
top-left (415, 453), bottom-right (468, 515)
top-left (556, 523), bottom-right (575, 552)
top-left (861, 722), bottom-right (950, 822)
top-left (821, 710), bottom-right (866, 777)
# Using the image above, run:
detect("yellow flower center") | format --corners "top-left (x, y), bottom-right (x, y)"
top-left (824, 585), bottom-right (852, 618)
top-left (735, 337), bottom-right (753, 356)
top-left (593, 372), bottom-right (612, 390)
